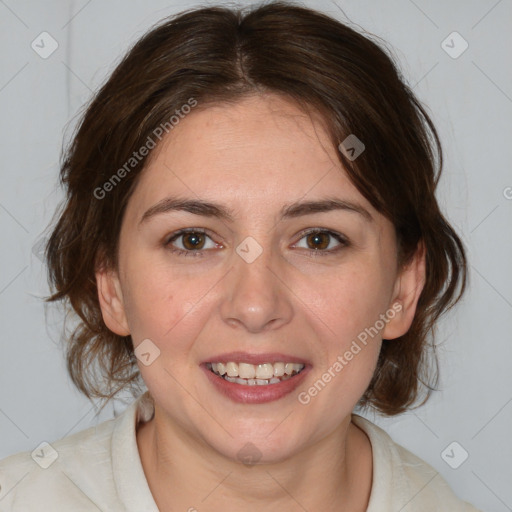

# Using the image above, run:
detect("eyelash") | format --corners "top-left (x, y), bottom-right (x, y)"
top-left (164, 227), bottom-right (349, 258)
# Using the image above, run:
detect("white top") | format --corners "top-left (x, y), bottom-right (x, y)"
top-left (0, 391), bottom-right (481, 511)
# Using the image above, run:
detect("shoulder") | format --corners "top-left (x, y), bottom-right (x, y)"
top-left (352, 415), bottom-right (482, 512)
top-left (0, 410), bottom-right (120, 511)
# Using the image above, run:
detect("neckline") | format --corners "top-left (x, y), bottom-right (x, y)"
top-left (112, 394), bottom-right (393, 511)
top-left (112, 391), bottom-right (159, 511)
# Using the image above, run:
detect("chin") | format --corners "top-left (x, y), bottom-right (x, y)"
top-left (201, 422), bottom-right (309, 467)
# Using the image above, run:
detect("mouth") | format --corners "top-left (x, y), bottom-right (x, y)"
top-left (201, 354), bottom-right (310, 404)
top-left (206, 361), bottom-right (306, 386)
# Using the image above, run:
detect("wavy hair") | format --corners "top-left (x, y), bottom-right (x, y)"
top-left (43, 1), bottom-right (467, 415)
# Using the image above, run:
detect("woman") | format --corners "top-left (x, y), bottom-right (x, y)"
top-left (0, 2), bottom-right (481, 510)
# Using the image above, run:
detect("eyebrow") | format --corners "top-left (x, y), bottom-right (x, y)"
top-left (138, 196), bottom-right (373, 226)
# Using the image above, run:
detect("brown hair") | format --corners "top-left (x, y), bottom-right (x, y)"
top-left (44, 1), bottom-right (466, 415)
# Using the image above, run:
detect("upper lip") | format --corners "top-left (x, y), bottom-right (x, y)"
top-left (201, 351), bottom-right (310, 366)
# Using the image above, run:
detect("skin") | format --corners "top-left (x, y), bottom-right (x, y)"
top-left (96, 93), bottom-right (425, 511)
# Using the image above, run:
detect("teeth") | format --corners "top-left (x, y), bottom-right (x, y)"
top-left (208, 361), bottom-right (305, 383)
top-left (226, 362), bottom-right (238, 377)
top-left (256, 363), bottom-right (274, 380)
top-left (224, 375), bottom-right (296, 386)
top-left (239, 362), bottom-right (256, 379)
top-left (274, 362), bottom-right (285, 377)
top-left (285, 363), bottom-right (296, 375)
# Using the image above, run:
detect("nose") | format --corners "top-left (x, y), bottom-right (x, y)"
top-left (219, 241), bottom-right (294, 333)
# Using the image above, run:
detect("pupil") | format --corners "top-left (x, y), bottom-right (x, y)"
top-left (308, 232), bottom-right (328, 250)
top-left (184, 233), bottom-right (204, 250)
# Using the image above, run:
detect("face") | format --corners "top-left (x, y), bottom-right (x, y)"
top-left (97, 93), bottom-right (424, 464)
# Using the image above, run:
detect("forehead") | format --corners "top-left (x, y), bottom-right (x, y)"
top-left (127, 94), bottom-right (375, 219)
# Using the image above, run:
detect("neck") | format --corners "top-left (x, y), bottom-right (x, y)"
top-left (136, 407), bottom-right (373, 512)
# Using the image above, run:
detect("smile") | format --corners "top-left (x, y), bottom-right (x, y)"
top-left (206, 361), bottom-right (305, 386)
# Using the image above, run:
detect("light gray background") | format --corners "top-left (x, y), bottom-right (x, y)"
top-left (1, 0), bottom-right (511, 510)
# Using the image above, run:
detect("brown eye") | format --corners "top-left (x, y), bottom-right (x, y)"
top-left (182, 232), bottom-right (206, 250)
top-left (294, 229), bottom-right (348, 255)
top-left (165, 229), bottom-right (219, 256)
top-left (306, 231), bottom-right (330, 250)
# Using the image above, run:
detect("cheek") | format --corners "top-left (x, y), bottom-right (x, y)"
top-left (293, 264), bottom-right (389, 406)
top-left (120, 255), bottom-right (218, 345)
top-left (298, 264), bottom-right (392, 346)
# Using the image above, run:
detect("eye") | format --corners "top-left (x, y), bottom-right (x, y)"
top-left (164, 227), bottom-right (348, 258)
top-left (294, 229), bottom-right (348, 255)
top-left (165, 228), bottom-right (221, 257)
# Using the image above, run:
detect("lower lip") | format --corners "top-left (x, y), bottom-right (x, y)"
top-left (201, 364), bottom-right (311, 404)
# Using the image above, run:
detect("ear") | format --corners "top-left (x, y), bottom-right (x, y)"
top-left (382, 241), bottom-right (426, 340)
top-left (96, 267), bottom-right (130, 336)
